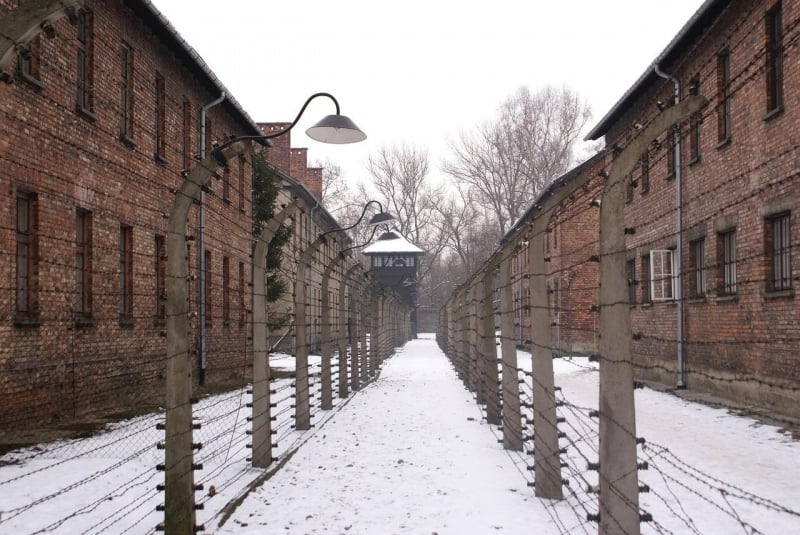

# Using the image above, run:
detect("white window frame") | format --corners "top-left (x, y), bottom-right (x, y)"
top-left (650, 249), bottom-right (676, 301)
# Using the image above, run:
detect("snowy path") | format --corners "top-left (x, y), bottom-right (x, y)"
top-left (217, 335), bottom-right (557, 534)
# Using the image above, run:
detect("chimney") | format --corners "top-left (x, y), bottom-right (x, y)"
top-left (306, 167), bottom-right (323, 200)
top-left (258, 122), bottom-right (291, 175)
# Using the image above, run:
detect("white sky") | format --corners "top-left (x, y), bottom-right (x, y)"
top-left (152, 0), bottom-right (705, 188)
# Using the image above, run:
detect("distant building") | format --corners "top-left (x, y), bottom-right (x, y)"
top-left (362, 229), bottom-right (424, 337)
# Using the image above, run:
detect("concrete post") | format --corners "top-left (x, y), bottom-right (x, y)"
top-left (338, 264), bottom-right (360, 398)
top-left (0, 0), bottom-right (83, 71)
top-left (319, 251), bottom-right (342, 411)
top-left (597, 95), bottom-right (706, 534)
top-left (165, 144), bottom-right (240, 534)
top-left (499, 252), bottom-right (523, 451)
top-left (294, 238), bottom-right (325, 431)
top-left (252, 203), bottom-right (298, 468)
top-left (481, 266), bottom-right (502, 425)
top-left (529, 214), bottom-right (563, 500)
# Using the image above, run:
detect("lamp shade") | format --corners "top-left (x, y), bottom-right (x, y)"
top-left (376, 230), bottom-right (401, 241)
top-left (366, 211), bottom-right (395, 227)
top-left (306, 114), bottom-right (367, 144)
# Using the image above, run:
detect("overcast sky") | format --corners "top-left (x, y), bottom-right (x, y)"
top-left (153, 0), bottom-right (704, 189)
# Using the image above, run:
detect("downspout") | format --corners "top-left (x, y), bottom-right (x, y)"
top-left (654, 64), bottom-right (685, 388)
top-left (199, 92), bottom-right (226, 386)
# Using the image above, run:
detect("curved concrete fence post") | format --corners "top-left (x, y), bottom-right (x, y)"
top-left (499, 248), bottom-right (523, 451)
top-left (597, 94), bottom-right (707, 535)
top-left (165, 142), bottom-right (243, 534)
top-left (481, 262), bottom-right (502, 425)
top-left (359, 278), bottom-right (372, 387)
top-left (529, 207), bottom-right (564, 500)
top-left (319, 251), bottom-right (344, 411)
top-left (368, 287), bottom-right (381, 381)
top-left (0, 0), bottom-right (84, 71)
top-left (252, 202), bottom-right (299, 468)
top-left (339, 264), bottom-right (361, 397)
top-left (469, 283), bottom-right (482, 401)
top-left (294, 235), bottom-right (330, 430)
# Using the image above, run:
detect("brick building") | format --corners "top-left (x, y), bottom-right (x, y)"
top-left (0, 0), bottom-right (316, 429)
top-left (586, 0), bottom-right (799, 416)
top-left (506, 152), bottom-right (605, 356)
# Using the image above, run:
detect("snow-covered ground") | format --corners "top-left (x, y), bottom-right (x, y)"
top-left (1, 335), bottom-right (798, 534)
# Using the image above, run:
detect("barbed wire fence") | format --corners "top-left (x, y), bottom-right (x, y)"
top-left (0, 138), bottom-right (409, 534)
top-left (437, 5), bottom-right (800, 532)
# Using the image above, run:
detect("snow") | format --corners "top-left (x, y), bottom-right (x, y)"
top-left (361, 229), bottom-right (425, 255)
top-left (1, 335), bottom-right (798, 534)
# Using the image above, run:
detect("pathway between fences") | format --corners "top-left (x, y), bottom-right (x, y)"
top-left (217, 333), bottom-right (553, 534)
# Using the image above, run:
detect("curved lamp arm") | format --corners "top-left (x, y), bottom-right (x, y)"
top-left (210, 92), bottom-right (365, 165)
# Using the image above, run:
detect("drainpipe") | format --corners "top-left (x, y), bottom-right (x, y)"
top-left (654, 64), bottom-right (685, 389)
top-left (199, 92), bottom-right (226, 386)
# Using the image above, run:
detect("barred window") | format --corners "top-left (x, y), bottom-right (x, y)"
top-left (16, 193), bottom-right (39, 321)
top-left (154, 235), bottom-right (166, 320)
top-left (765, 2), bottom-right (783, 114)
top-left (767, 213), bottom-right (791, 291)
top-left (119, 225), bottom-right (133, 321)
top-left (120, 43), bottom-right (134, 141)
top-left (76, 209), bottom-right (93, 319)
top-left (716, 49), bottom-right (731, 143)
top-left (690, 238), bottom-right (707, 298)
top-left (719, 229), bottom-right (737, 295)
top-left (76, 9), bottom-right (94, 114)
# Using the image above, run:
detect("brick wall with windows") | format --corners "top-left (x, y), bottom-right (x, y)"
top-left (0, 0), bottom-right (256, 427)
top-left (592, 0), bottom-right (799, 416)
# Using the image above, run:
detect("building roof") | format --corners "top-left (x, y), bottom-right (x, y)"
top-left (362, 228), bottom-right (425, 255)
top-left (585, 0), bottom-right (730, 141)
top-left (130, 0), bottom-right (263, 137)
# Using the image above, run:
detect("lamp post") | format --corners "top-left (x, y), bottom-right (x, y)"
top-left (293, 201), bottom-right (393, 430)
top-left (164, 92), bottom-right (364, 535)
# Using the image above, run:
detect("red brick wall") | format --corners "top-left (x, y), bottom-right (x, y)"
top-left (0, 1), bottom-right (254, 427)
top-left (602, 0), bottom-right (799, 416)
top-left (547, 164), bottom-right (605, 355)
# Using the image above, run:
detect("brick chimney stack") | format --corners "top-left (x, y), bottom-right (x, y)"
top-left (258, 122), bottom-right (291, 175)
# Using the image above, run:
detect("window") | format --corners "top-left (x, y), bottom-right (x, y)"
top-left (238, 261), bottom-right (246, 327)
top-left (689, 238), bottom-right (707, 298)
top-left (719, 229), bottom-right (737, 295)
top-left (76, 209), bottom-right (93, 320)
top-left (689, 76), bottom-right (701, 162)
top-left (627, 259), bottom-right (637, 305)
top-left (76, 8), bottom-right (94, 115)
top-left (640, 152), bottom-right (650, 194)
top-left (18, 35), bottom-right (42, 84)
top-left (182, 99), bottom-right (193, 171)
top-left (767, 212), bottom-right (791, 291)
top-left (16, 193), bottom-right (38, 321)
top-left (119, 225), bottom-right (134, 321)
top-left (716, 49), bottom-right (731, 143)
top-left (223, 163), bottom-right (230, 202)
top-left (641, 254), bottom-right (651, 304)
top-left (154, 73), bottom-right (166, 161)
top-left (154, 235), bottom-right (166, 320)
top-left (204, 250), bottom-right (212, 325)
top-left (223, 255), bottom-right (231, 324)
top-left (666, 129), bottom-right (676, 179)
top-left (625, 173), bottom-right (634, 204)
top-left (238, 154), bottom-right (246, 212)
top-left (120, 43), bottom-right (134, 142)
top-left (765, 2), bottom-right (783, 114)
top-left (650, 249), bottom-right (675, 301)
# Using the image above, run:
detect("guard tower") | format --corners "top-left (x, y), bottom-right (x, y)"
top-left (362, 229), bottom-right (425, 337)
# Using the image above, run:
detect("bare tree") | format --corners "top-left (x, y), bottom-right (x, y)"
top-left (365, 144), bottom-right (450, 277)
top-left (315, 158), bottom-right (349, 213)
top-left (444, 85), bottom-right (591, 235)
